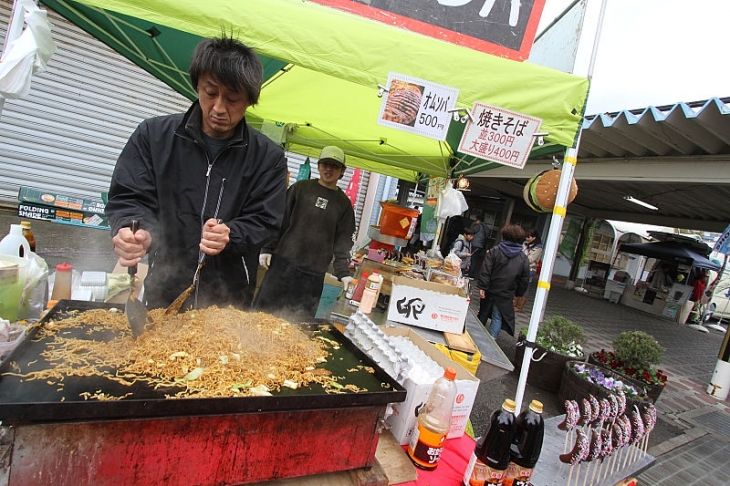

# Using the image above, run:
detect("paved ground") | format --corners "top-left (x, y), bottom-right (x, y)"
top-left (2, 208), bottom-right (730, 484)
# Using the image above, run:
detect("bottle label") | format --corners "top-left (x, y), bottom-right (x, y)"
top-left (502, 462), bottom-right (534, 486)
top-left (465, 456), bottom-right (506, 486)
top-left (407, 422), bottom-right (446, 469)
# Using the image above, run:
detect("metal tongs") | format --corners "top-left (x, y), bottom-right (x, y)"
top-left (125, 220), bottom-right (148, 338)
top-left (165, 181), bottom-right (226, 316)
top-left (164, 252), bottom-right (208, 316)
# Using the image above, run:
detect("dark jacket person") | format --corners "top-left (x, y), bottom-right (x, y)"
top-left (477, 224), bottom-right (529, 338)
top-left (107, 36), bottom-right (287, 310)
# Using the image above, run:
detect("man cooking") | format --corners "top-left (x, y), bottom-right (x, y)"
top-left (106, 35), bottom-right (287, 310)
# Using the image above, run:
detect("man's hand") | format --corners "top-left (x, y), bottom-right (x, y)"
top-left (112, 225), bottom-right (151, 267)
top-left (199, 218), bottom-right (230, 256)
top-left (259, 253), bottom-right (272, 269)
top-left (340, 276), bottom-right (354, 290)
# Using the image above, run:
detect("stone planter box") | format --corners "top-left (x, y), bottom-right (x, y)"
top-left (587, 353), bottom-right (664, 403)
top-left (557, 360), bottom-right (652, 413)
top-left (514, 340), bottom-right (582, 393)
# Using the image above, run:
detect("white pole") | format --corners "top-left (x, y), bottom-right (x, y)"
top-left (0, 0), bottom-right (33, 118)
top-left (513, 0), bottom-right (610, 413)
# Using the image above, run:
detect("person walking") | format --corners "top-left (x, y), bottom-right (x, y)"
top-left (469, 214), bottom-right (489, 278)
top-left (477, 224), bottom-right (529, 339)
top-left (254, 146), bottom-right (356, 320)
top-left (450, 226), bottom-right (475, 275)
top-left (515, 228), bottom-right (543, 313)
top-left (107, 35), bottom-right (287, 310)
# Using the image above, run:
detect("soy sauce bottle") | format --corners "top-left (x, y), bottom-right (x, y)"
top-left (503, 400), bottom-right (545, 486)
top-left (463, 398), bottom-right (517, 485)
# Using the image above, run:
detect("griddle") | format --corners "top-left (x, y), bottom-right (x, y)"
top-left (0, 300), bottom-right (405, 424)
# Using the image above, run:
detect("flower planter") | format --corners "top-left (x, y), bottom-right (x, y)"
top-left (514, 340), bottom-right (581, 393)
top-left (557, 361), bottom-right (651, 413)
top-left (587, 353), bottom-right (664, 403)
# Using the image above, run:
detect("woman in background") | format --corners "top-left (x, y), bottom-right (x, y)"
top-left (514, 228), bottom-right (543, 313)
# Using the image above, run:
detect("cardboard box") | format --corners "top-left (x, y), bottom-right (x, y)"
top-left (18, 187), bottom-right (106, 214)
top-left (386, 275), bottom-right (469, 334)
top-left (17, 202), bottom-right (109, 229)
top-left (384, 327), bottom-right (479, 445)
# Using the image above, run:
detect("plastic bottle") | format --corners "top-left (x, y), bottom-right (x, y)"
top-left (503, 400), bottom-right (545, 486)
top-left (359, 270), bottom-right (382, 314)
top-left (407, 367), bottom-right (457, 470)
top-left (463, 398), bottom-right (517, 486)
top-left (20, 221), bottom-right (36, 253)
top-left (50, 262), bottom-right (73, 301)
top-left (0, 224), bottom-right (31, 258)
top-left (351, 272), bottom-right (369, 303)
top-left (345, 277), bottom-right (358, 299)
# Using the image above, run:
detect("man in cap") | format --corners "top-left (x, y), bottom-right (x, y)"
top-left (254, 146), bottom-right (356, 319)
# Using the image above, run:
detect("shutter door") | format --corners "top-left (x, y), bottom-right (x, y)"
top-left (0, 1), bottom-right (190, 205)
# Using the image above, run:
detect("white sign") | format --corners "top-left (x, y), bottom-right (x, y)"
top-left (457, 102), bottom-right (542, 169)
top-left (377, 73), bottom-right (459, 141)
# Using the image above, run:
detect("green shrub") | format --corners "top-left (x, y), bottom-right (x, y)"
top-left (524, 315), bottom-right (587, 357)
top-left (612, 331), bottom-right (664, 370)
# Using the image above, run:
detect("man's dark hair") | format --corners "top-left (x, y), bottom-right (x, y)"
top-left (189, 35), bottom-right (263, 106)
top-left (501, 223), bottom-right (526, 243)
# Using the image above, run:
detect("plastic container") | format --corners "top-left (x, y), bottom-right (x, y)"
top-left (503, 400), bottom-right (545, 486)
top-left (351, 272), bottom-right (369, 303)
top-left (50, 262), bottom-right (73, 301)
top-left (0, 224), bottom-right (31, 258)
top-left (359, 270), bottom-right (383, 314)
top-left (408, 367), bottom-right (457, 470)
top-left (463, 398), bottom-right (517, 485)
top-left (20, 221), bottom-right (36, 253)
top-left (0, 324), bottom-right (28, 359)
top-left (378, 203), bottom-right (419, 240)
top-left (0, 256), bottom-right (29, 322)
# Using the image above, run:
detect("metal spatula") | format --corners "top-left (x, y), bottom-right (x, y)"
top-left (125, 220), bottom-right (148, 338)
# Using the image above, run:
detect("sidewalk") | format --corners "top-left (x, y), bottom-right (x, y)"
top-left (469, 280), bottom-right (730, 485)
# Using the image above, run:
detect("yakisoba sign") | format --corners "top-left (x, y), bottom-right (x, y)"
top-left (311, 0), bottom-right (546, 61)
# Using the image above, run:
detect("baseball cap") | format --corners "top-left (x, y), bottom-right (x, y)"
top-left (318, 146), bottom-right (346, 168)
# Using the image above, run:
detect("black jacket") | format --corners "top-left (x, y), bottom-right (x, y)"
top-left (106, 102), bottom-right (287, 309)
top-left (478, 242), bottom-right (529, 335)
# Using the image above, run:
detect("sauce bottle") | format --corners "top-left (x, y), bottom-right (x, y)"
top-left (20, 221), bottom-right (36, 253)
top-left (50, 262), bottom-right (73, 301)
top-left (351, 272), bottom-right (369, 303)
top-left (408, 367), bottom-right (457, 470)
top-left (463, 398), bottom-right (517, 485)
top-left (503, 400), bottom-right (545, 486)
top-left (359, 270), bottom-right (382, 314)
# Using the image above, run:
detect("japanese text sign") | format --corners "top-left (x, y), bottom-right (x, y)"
top-left (377, 73), bottom-right (459, 141)
top-left (311, 0), bottom-right (546, 61)
top-left (457, 102), bottom-right (542, 169)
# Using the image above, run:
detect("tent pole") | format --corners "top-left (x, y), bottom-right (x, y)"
top-left (513, 0), bottom-right (609, 414)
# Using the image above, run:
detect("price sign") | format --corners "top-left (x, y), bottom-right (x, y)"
top-left (458, 102), bottom-right (542, 169)
top-left (377, 73), bottom-right (459, 141)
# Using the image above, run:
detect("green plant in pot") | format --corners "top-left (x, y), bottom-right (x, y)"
top-left (589, 330), bottom-right (667, 403)
top-left (516, 316), bottom-right (588, 392)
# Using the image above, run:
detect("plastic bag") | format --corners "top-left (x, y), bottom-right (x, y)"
top-left (0, 0), bottom-right (57, 99)
top-left (436, 185), bottom-right (469, 219)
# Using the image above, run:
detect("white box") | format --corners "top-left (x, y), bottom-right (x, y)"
top-left (384, 327), bottom-right (479, 445)
top-left (386, 275), bottom-right (469, 334)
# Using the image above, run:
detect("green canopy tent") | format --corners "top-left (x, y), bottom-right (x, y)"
top-left (39, 0), bottom-right (589, 181)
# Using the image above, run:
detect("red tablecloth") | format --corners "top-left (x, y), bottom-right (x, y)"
top-left (399, 434), bottom-right (476, 486)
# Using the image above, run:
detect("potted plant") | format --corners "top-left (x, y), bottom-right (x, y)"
top-left (558, 360), bottom-right (651, 412)
top-left (514, 316), bottom-right (587, 392)
top-left (588, 330), bottom-right (667, 403)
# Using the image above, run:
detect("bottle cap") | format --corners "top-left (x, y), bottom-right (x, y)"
top-left (20, 221), bottom-right (31, 229)
top-left (361, 272), bottom-right (369, 279)
top-left (373, 270), bottom-right (380, 275)
top-left (529, 400), bottom-right (544, 414)
top-left (46, 299), bottom-right (58, 309)
top-left (56, 262), bottom-right (73, 272)
top-left (503, 398), bottom-right (517, 413)
top-left (444, 367), bottom-right (457, 380)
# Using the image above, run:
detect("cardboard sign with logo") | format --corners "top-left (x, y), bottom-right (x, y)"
top-left (386, 275), bottom-right (469, 334)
